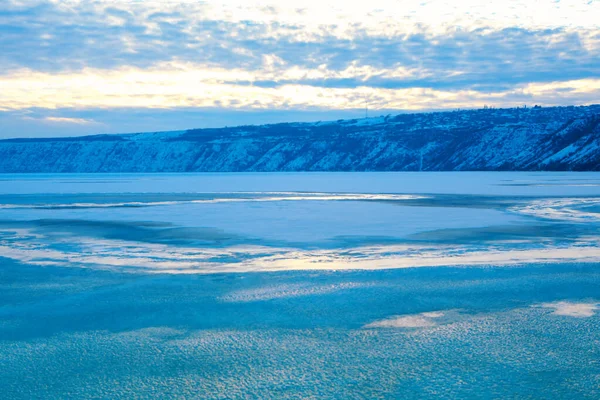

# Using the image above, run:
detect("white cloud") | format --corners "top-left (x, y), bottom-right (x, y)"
top-left (2, 0), bottom-right (598, 119)
top-left (28, 0), bottom-right (600, 38)
top-left (1, 65), bottom-right (599, 111)
top-left (44, 116), bottom-right (97, 125)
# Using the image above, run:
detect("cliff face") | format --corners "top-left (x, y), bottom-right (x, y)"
top-left (1, 105), bottom-right (599, 172)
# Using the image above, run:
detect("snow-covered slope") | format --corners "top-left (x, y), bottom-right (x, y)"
top-left (1, 105), bottom-right (599, 172)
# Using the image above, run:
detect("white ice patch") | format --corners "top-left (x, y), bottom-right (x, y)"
top-left (364, 311), bottom-right (446, 328)
top-left (0, 192), bottom-right (424, 209)
top-left (0, 228), bottom-right (45, 240)
top-left (220, 282), bottom-right (372, 302)
top-left (539, 301), bottom-right (599, 318)
top-left (3, 235), bottom-right (600, 274)
top-left (511, 198), bottom-right (600, 222)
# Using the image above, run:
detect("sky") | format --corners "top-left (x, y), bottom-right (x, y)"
top-left (0, 0), bottom-right (599, 138)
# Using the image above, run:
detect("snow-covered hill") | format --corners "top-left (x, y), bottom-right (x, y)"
top-left (1, 105), bottom-right (599, 172)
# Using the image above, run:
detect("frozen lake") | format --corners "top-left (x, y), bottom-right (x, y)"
top-left (1, 172), bottom-right (600, 398)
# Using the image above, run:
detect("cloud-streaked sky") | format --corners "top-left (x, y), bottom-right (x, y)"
top-left (0, 0), bottom-right (598, 138)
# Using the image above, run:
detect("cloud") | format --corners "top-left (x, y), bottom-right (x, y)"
top-left (0, 0), bottom-right (598, 136)
top-left (1, 65), bottom-right (599, 112)
top-left (0, 107), bottom-right (387, 138)
top-left (43, 116), bottom-right (97, 125)
top-left (1, 1), bottom-right (598, 85)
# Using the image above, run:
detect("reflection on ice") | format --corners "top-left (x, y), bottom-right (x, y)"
top-left (1, 172), bottom-right (600, 274)
top-left (2, 172), bottom-right (600, 398)
top-left (0, 192), bottom-right (424, 209)
top-left (2, 230), bottom-right (600, 274)
top-left (510, 198), bottom-right (600, 222)
top-left (363, 311), bottom-right (448, 328)
top-left (539, 301), bottom-right (600, 318)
